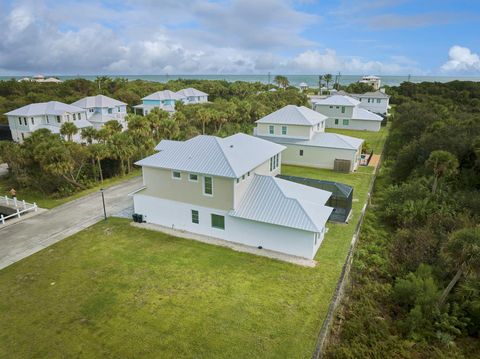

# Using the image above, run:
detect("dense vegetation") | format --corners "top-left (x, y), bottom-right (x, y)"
top-left (0, 78), bottom-right (306, 197)
top-left (326, 81), bottom-right (480, 358)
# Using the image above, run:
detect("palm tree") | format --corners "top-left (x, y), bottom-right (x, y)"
top-left (274, 75), bottom-right (289, 89)
top-left (89, 143), bottom-right (108, 182)
top-left (104, 120), bottom-right (123, 136)
top-left (109, 132), bottom-right (135, 175)
top-left (323, 74), bottom-right (333, 89)
top-left (425, 150), bottom-right (459, 194)
top-left (197, 108), bottom-right (213, 135)
top-left (80, 127), bottom-right (98, 145)
top-left (60, 122), bottom-right (78, 142)
top-left (439, 227), bottom-right (480, 306)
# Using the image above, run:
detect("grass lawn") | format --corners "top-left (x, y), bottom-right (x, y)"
top-left (0, 169), bottom-right (141, 209)
top-left (0, 130), bottom-right (388, 358)
top-left (326, 123), bottom-right (389, 153)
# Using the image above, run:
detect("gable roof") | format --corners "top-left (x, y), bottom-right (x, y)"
top-left (143, 90), bottom-right (182, 101)
top-left (136, 133), bottom-right (285, 178)
top-left (256, 105), bottom-right (327, 126)
top-left (340, 90), bottom-right (389, 99)
top-left (352, 107), bottom-right (384, 122)
top-left (256, 132), bottom-right (363, 150)
top-left (71, 95), bottom-right (126, 108)
top-left (313, 95), bottom-right (360, 107)
top-left (176, 87), bottom-right (208, 98)
top-left (230, 174), bottom-right (333, 232)
top-left (5, 101), bottom-right (85, 116)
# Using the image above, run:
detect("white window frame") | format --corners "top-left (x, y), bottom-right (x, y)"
top-left (191, 209), bottom-right (199, 224)
top-left (269, 125), bottom-right (274, 135)
top-left (281, 126), bottom-right (287, 135)
top-left (203, 176), bottom-right (213, 196)
top-left (172, 171), bottom-right (182, 180)
top-left (188, 173), bottom-right (198, 182)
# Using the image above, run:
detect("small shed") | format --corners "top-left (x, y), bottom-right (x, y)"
top-left (299, 82), bottom-right (309, 91)
top-left (277, 175), bottom-right (353, 223)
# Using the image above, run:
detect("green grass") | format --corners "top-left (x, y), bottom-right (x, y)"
top-left (0, 169), bottom-right (141, 209)
top-left (325, 123), bottom-right (390, 153)
top-left (0, 128), bottom-right (389, 358)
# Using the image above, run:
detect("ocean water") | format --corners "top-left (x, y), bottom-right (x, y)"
top-left (1, 74), bottom-right (480, 87)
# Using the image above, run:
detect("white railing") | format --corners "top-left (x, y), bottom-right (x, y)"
top-left (0, 196), bottom-right (38, 225)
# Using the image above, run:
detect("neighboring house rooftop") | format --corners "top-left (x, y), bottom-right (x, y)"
top-left (313, 95), bottom-right (360, 107)
top-left (230, 174), bottom-right (333, 232)
top-left (256, 105), bottom-right (327, 126)
top-left (338, 90), bottom-right (390, 99)
top-left (137, 133), bottom-right (285, 178)
top-left (71, 94), bottom-right (127, 108)
top-left (256, 132), bottom-right (363, 150)
top-left (352, 107), bottom-right (384, 122)
top-left (5, 101), bottom-right (85, 116)
top-left (176, 87), bottom-right (208, 98)
top-left (143, 90), bottom-right (182, 101)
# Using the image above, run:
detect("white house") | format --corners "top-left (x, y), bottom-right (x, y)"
top-left (359, 75), bottom-right (381, 90)
top-left (254, 105), bottom-right (364, 172)
top-left (132, 133), bottom-right (333, 259)
top-left (71, 95), bottom-right (128, 130)
top-left (5, 101), bottom-right (92, 143)
top-left (313, 95), bottom-right (383, 132)
top-left (338, 90), bottom-right (390, 116)
top-left (176, 87), bottom-right (209, 104)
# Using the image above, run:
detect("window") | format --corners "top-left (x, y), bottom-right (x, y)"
top-left (247, 172), bottom-right (250, 176)
top-left (343, 119), bottom-right (349, 126)
top-left (329, 105), bottom-right (333, 109)
top-left (73, 113), bottom-right (76, 121)
top-left (30, 117), bottom-right (34, 125)
top-left (336, 106), bottom-right (339, 109)
top-left (281, 126), bottom-right (287, 135)
top-left (341, 106), bottom-right (345, 113)
top-left (57, 116), bottom-right (61, 123)
top-left (236, 178), bottom-right (240, 184)
top-left (89, 108), bottom-right (94, 113)
top-left (299, 149), bottom-right (304, 156)
top-left (334, 119), bottom-right (339, 125)
top-left (315, 233), bottom-right (319, 245)
top-left (18, 118), bottom-right (21, 125)
top-left (242, 174), bottom-right (245, 180)
top-left (21, 133), bottom-right (25, 141)
top-left (368, 98), bottom-right (371, 103)
top-left (108, 108), bottom-right (113, 114)
top-left (189, 173), bottom-right (198, 182)
top-left (211, 214), bottom-right (225, 230)
top-left (24, 118), bottom-right (27, 125)
top-left (204, 176), bottom-right (213, 195)
top-left (172, 171), bottom-right (181, 179)
top-left (78, 113), bottom-right (82, 120)
top-left (269, 125), bottom-right (274, 134)
top-left (377, 99), bottom-right (381, 103)
top-left (191, 210), bottom-right (199, 224)
top-left (270, 154), bottom-right (279, 171)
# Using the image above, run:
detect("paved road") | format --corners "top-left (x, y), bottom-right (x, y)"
top-left (0, 177), bottom-right (142, 270)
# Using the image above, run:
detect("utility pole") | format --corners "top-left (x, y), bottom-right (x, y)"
top-left (319, 75), bottom-right (323, 95)
top-left (100, 188), bottom-right (107, 221)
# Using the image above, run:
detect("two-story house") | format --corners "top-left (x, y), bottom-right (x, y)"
top-left (133, 90), bottom-right (181, 115)
top-left (359, 75), bottom-right (381, 90)
top-left (132, 133), bottom-right (333, 259)
top-left (71, 95), bottom-right (128, 130)
top-left (312, 95), bottom-right (383, 132)
top-left (337, 90), bottom-right (390, 116)
top-left (5, 101), bottom-right (92, 143)
top-left (176, 87), bottom-right (209, 104)
top-left (254, 105), bottom-right (364, 172)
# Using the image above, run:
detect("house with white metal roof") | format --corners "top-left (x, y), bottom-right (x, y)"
top-left (4, 101), bottom-right (91, 143)
top-left (132, 133), bottom-right (333, 259)
top-left (71, 95), bottom-right (128, 130)
top-left (134, 87), bottom-right (209, 115)
top-left (337, 90), bottom-right (390, 115)
top-left (254, 105), bottom-right (364, 172)
top-left (359, 75), bottom-right (381, 90)
top-left (312, 95), bottom-right (383, 132)
top-left (176, 87), bottom-right (208, 104)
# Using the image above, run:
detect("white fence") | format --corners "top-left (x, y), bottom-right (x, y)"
top-left (0, 196), bottom-right (38, 225)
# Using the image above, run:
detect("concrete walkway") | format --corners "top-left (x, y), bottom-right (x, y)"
top-left (0, 177), bottom-right (142, 270)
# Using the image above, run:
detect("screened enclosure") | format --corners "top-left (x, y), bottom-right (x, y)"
top-left (277, 175), bottom-right (353, 223)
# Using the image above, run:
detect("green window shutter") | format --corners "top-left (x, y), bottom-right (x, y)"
top-left (191, 210), bottom-right (199, 224)
top-left (211, 214), bottom-right (225, 229)
top-left (204, 176), bottom-right (213, 195)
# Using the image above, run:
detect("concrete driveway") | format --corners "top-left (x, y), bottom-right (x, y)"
top-left (0, 177), bottom-right (143, 270)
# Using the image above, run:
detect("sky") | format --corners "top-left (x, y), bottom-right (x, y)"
top-left (0, 0), bottom-right (479, 76)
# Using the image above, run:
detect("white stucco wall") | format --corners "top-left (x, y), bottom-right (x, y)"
top-left (325, 118), bottom-right (381, 132)
top-left (133, 195), bottom-right (323, 259)
top-left (357, 98), bottom-right (389, 115)
top-left (280, 144), bottom-right (359, 172)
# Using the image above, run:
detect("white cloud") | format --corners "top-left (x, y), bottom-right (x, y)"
top-left (0, 0), bottom-right (424, 75)
top-left (441, 46), bottom-right (480, 73)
